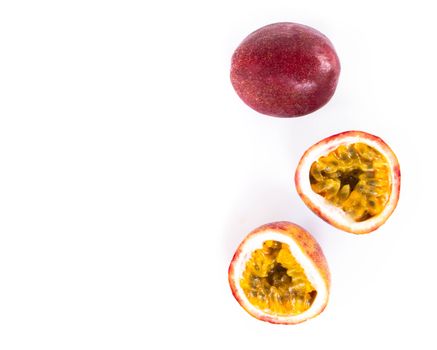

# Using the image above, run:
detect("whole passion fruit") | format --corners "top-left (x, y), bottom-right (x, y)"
top-left (230, 22), bottom-right (341, 118)
top-left (228, 222), bottom-right (330, 324)
top-left (295, 131), bottom-right (401, 234)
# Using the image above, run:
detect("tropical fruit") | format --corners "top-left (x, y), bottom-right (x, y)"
top-left (228, 222), bottom-right (330, 324)
top-left (230, 22), bottom-right (340, 117)
top-left (295, 131), bottom-right (401, 234)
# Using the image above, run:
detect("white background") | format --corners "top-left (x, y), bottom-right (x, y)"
top-left (0, 0), bottom-right (436, 349)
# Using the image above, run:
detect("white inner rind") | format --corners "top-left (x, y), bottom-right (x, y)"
top-left (297, 135), bottom-right (399, 233)
top-left (232, 231), bottom-right (328, 323)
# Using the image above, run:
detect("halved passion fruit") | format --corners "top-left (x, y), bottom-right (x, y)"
top-left (228, 222), bottom-right (330, 324)
top-left (295, 131), bottom-right (400, 234)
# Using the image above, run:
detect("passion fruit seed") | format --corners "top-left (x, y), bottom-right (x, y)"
top-left (240, 240), bottom-right (317, 316)
top-left (309, 143), bottom-right (391, 222)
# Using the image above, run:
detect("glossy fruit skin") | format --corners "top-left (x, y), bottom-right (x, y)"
top-left (295, 131), bottom-right (401, 234)
top-left (228, 221), bottom-right (330, 324)
top-left (231, 22), bottom-right (340, 118)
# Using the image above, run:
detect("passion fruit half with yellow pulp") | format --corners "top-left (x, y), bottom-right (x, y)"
top-left (228, 222), bottom-right (330, 324)
top-left (295, 131), bottom-right (400, 234)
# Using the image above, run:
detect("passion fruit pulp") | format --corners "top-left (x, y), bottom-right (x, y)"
top-left (310, 142), bottom-right (391, 222)
top-left (295, 131), bottom-right (400, 234)
top-left (228, 222), bottom-right (330, 324)
top-left (240, 240), bottom-right (317, 316)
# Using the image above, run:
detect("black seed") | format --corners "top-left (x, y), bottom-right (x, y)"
top-left (309, 290), bottom-right (318, 303)
top-left (338, 168), bottom-right (362, 191)
top-left (267, 264), bottom-right (288, 287)
top-left (309, 173), bottom-right (317, 184)
top-left (357, 211), bottom-right (372, 222)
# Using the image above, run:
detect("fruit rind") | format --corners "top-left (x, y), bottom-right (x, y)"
top-left (230, 22), bottom-right (341, 118)
top-left (228, 221), bottom-right (330, 324)
top-left (295, 131), bottom-right (401, 234)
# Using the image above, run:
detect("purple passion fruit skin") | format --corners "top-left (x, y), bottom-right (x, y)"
top-left (231, 22), bottom-right (341, 118)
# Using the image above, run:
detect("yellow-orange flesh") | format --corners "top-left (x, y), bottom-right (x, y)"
top-left (310, 143), bottom-right (391, 222)
top-left (240, 240), bottom-right (316, 316)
